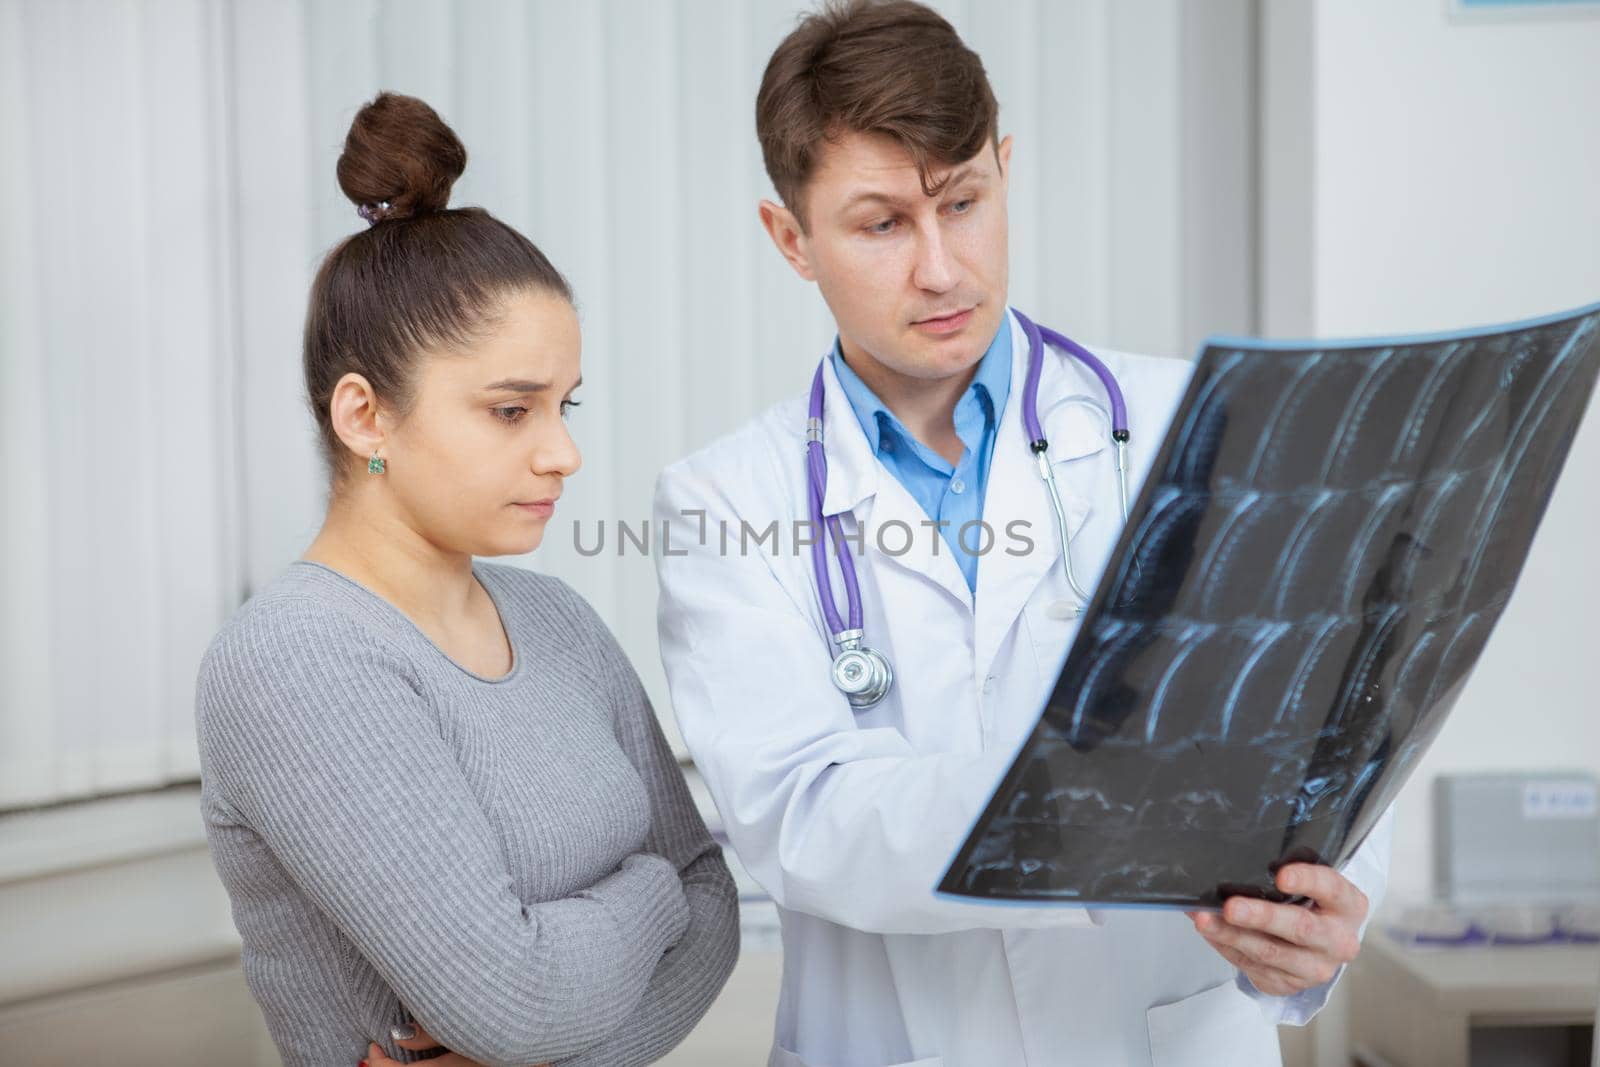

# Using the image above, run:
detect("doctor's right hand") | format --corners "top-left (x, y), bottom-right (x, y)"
top-left (1188, 861), bottom-right (1369, 996)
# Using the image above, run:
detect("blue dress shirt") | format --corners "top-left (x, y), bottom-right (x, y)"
top-left (830, 319), bottom-right (1012, 593)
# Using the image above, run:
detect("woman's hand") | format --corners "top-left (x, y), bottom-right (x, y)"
top-left (360, 1027), bottom-right (550, 1067)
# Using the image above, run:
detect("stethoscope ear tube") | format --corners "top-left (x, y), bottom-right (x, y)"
top-left (1036, 443), bottom-right (1092, 609)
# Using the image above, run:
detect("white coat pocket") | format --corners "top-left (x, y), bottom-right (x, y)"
top-left (1145, 978), bottom-right (1282, 1067)
top-left (768, 1043), bottom-right (943, 1067)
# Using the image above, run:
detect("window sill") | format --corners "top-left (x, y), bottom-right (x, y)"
top-left (0, 784), bottom-right (210, 883)
top-left (0, 785), bottom-right (242, 1008)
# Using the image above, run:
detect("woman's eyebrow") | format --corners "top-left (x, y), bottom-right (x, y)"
top-left (483, 379), bottom-right (546, 394)
top-left (481, 375), bottom-right (583, 394)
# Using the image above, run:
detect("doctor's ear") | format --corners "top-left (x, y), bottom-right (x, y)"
top-left (758, 198), bottom-right (817, 282)
top-left (996, 134), bottom-right (1014, 183)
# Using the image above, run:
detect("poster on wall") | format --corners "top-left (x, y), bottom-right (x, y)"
top-left (1456, 0), bottom-right (1600, 11)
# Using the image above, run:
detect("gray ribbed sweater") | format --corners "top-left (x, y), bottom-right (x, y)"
top-left (194, 560), bottom-right (739, 1067)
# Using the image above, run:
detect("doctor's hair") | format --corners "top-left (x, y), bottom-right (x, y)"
top-left (302, 91), bottom-right (572, 484)
top-left (756, 0), bottom-right (1000, 230)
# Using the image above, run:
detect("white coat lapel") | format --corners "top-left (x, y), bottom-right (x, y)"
top-left (817, 353), bottom-right (878, 518)
top-left (974, 311), bottom-right (1108, 681)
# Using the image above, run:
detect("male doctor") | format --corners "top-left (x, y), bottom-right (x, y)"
top-left (653, 2), bottom-right (1392, 1064)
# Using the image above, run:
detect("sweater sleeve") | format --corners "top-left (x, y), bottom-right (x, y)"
top-left (194, 598), bottom-right (690, 1067)
top-left (546, 581), bottom-right (740, 1067)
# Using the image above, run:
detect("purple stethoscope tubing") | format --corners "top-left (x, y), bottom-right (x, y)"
top-left (806, 371), bottom-right (887, 706)
top-left (805, 308), bottom-right (1130, 707)
top-left (804, 383), bottom-right (863, 634)
top-left (1014, 308), bottom-right (1129, 445)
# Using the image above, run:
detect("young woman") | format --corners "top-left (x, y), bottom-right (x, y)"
top-left (195, 92), bottom-right (738, 1067)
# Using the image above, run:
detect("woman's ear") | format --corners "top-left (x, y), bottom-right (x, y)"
top-left (328, 372), bottom-right (387, 462)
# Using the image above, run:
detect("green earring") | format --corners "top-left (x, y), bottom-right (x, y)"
top-left (367, 451), bottom-right (386, 475)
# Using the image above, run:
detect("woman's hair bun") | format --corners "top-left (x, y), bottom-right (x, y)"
top-left (337, 92), bottom-right (466, 224)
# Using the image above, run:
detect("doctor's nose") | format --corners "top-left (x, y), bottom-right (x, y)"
top-left (910, 226), bottom-right (959, 294)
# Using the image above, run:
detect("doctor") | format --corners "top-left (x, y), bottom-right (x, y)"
top-left (653, 2), bottom-right (1392, 1065)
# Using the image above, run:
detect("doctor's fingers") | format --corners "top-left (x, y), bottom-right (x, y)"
top-left (1220, 895), bottom-right (1358, 960)
top-left (1275, 862), bottom-right (1369, 921)
top-left (1193, 914), bottom-right (1339, 987)
top-left (1204, 942), bottom-right (1308, 998)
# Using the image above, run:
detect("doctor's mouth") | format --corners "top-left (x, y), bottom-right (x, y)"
top-left (571, 511), bottom-right (1038, 559)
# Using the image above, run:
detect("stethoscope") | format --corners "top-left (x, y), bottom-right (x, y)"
top-left (805, 308), bottom-right (1131, 708)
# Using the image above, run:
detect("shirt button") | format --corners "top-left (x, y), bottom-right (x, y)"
top-left (950, 477), bottom-right (965, 494)
top-left (1046, 599), bottom-right (1079, 620)
top-left (982, 675), bottom-right (996, 694)
top-left (882, 437), bottom-right (895, 452)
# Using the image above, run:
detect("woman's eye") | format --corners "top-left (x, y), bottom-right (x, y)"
top-left (560, 399), bottom-right (582, 421)
top-left (492, 406), bottom-right (528, 424)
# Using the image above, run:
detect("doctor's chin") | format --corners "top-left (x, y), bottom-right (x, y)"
top-left (4, 2), bottom-right (1598, 1067)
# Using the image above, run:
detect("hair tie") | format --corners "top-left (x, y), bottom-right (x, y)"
top-left (356, 200), bottom-right (391, 226)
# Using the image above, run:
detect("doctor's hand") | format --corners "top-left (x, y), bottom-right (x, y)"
top-left (360, 1029), bottom-right (550, 1067)
top-left (1187, 862), bottom-right (1369, 998)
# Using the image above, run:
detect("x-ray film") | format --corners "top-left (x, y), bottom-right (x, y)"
top-left (939, 301), bottom-right (1600, 909)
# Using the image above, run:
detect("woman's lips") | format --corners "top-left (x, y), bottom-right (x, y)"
top-left (513, 500), bottom-right (556, 517)
top-left (913, 308), bottom-right (974, 335)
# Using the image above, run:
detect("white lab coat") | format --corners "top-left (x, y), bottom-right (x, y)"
top-left (652, 310), bottom-right (1394, 1067)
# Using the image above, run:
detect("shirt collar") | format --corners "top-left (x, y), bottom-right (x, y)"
top-left (829, 341), bottom-right (889, 453)
top-left (829, 315), bottom-right (1014, 457)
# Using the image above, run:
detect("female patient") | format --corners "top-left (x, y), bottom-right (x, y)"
top-left (195, 92), bottom-right (738, 1067)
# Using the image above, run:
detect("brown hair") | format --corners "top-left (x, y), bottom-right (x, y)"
top-left (755, 0), bottom-right (1000, 229)
top-left (303, 91), bottom-right (572, 483)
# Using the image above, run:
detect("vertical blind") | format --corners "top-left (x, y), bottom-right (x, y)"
top-left (0, 0), bottom-right (1250, 809)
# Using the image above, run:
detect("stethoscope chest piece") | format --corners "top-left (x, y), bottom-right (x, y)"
top-left (829, 629), bottom-right (894, 708)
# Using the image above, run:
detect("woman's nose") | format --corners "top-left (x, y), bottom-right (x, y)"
top-left (536, 422), bottom-right (582, 478)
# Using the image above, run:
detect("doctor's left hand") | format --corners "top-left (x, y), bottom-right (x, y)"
top-left (361, 1028), bottom-right (551, 1067)
top-left (1187, 862), bottom-right (1368, 998)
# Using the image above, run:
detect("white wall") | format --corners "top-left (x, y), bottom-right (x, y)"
top-left (0, 0), bottom-right (243, 808)
top-left (1, 0), bottom-right (1254, 804)
top-left (1264, 0), bottom-right (1600, 907)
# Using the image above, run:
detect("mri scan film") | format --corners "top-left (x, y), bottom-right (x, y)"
top-left (939, 302), bottom-right (1600, 908)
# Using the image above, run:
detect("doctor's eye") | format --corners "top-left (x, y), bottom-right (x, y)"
top-left (559, 399), bottom-right (582, 420)
top-left (866, 217), bottom-right (898, 235)
top-left (491, 405), bottom-right (529, 424)
top-left (948, 198), bottom-right (975, 215)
